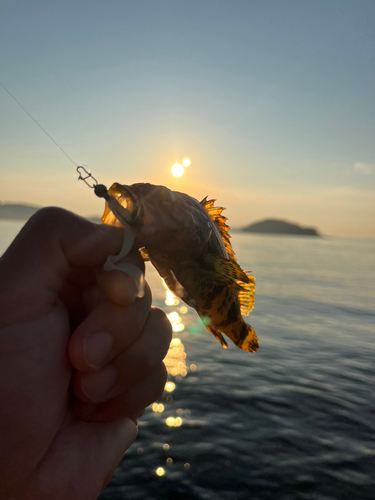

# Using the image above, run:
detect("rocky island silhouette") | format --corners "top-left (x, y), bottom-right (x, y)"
top-left (241, 219), bottom-right (320, 236)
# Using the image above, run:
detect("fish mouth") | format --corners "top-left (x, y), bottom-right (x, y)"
top-left (115, 185), bottom-right (139, 223)
top-left (100, 183), bottom-right (143, 228)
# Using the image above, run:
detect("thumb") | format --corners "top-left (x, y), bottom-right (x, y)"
top-left (0, 207), bottom-right (124, 326)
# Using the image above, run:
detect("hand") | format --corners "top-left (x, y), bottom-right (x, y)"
top-left (0, 207), bottom-right (172, 500)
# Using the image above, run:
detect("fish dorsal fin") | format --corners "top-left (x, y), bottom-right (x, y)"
top-left (200, 197), bottom-right (237, 262)
top-left (200, 196), bottom-right (215, 209)
top-left (238, 273), bottom-right (256, 316)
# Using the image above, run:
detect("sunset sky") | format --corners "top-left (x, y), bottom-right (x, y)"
top-left (1, 0), bottom-right (374, 238)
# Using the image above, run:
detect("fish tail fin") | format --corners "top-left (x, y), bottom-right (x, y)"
top-left (236, 323), bottom-right (259, 352)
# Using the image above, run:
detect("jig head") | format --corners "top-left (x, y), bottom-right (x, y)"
top-left (76, 166), bottom-right (132, 225)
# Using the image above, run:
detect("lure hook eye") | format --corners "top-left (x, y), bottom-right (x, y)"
top-left (77, 166), bottom-right (99, 189)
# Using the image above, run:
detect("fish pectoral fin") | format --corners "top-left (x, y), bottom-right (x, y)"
top-left (238, 273), bottom-right (256, 316)
top-left (206, 325), bottom-right (229, 349)
top-left (209, 256), bottom-right (250, 287)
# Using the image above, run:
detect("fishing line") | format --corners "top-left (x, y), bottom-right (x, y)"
top-left (1, 83), bottom-right (144, 293)
top-left (0, 81), bottom-right (77, 166)
top-left (0, 82), bottom-right (131, 229)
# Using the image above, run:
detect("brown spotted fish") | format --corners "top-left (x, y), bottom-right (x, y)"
top-left (101, 182), bottom-right (259, 352)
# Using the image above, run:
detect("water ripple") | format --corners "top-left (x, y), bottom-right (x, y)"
top-left (100, 235), bottom-right (375, 500)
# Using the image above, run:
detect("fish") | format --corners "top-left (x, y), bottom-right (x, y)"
top-left (100, 182), bottom-right (259, 352)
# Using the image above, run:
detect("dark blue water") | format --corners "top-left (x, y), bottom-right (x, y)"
top-left (1, 223), bottom-right (374, 499)
top-left (99, 234), bottom-right (375, 500)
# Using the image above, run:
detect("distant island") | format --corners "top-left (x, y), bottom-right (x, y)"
top-left (0, 203), bottom-right (40, 220)
top-left (0, 202), bottom-right (102, 224)
top-left (0, 204), bottom-right (320, 237)
top-left (240, 219), bottom-right (320, 236)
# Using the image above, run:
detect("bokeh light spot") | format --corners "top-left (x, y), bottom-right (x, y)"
top-left (201, 315), bottom-right (211, 326)
top-left (166, 416), bottom-right (183, 427)
top-left (152, 403), bottom-right (165, 413)
top-left (165, 382), bottom-right (176, 392)
top-left (156, 467), bottom-right (165, 476)
top-left (182, 157), bottom-right (191, 167)
top-left (165, 289), bottom-right (179, 306)
top-left (167, 311), bottom-right (185, 332)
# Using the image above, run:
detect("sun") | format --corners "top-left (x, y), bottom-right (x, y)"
top-left (171, 163), bottom-right (184, 177)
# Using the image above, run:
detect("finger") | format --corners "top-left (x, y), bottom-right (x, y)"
top-left (60, 249), bottom-right (146, 332)
top-left (81, 284), bottom-right (108, 314)
top-left (74, 307), bottom-right (172, 403)
top-left (73, 362), bottom-right (168, 422)
top-left (58, 249), bottom-right (145, 311)
top-left (69, 282), bottom-right (152, 372)
top-left (2, 207), bottom-right (125, 277)
top-left (57, 268), bottom-right (97, 326)
top-left (81, 251), bottom-right (146, 313)
top-left (0, 208), bottom-right (125, 325)
top-left (55, 416), bottom-right (138, 497)
top-left (95, 249), bottom-right (145, 307)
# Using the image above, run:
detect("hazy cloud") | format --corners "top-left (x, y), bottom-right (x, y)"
top-left (354, 162), bottom-right (373, 175)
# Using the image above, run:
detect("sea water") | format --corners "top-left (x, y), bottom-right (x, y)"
top-left (1, 221), bottom-right (374, 499)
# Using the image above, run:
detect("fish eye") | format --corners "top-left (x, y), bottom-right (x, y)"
top-left (150, 186), bottom-right (175, 205)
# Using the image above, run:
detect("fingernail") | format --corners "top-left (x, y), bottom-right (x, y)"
top-left (81, 365), bottom-right (118, 402)
top-left (84, 331), bottom-right (113, 369)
